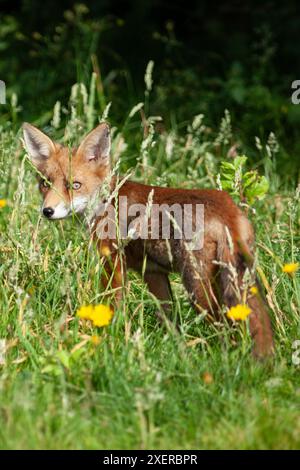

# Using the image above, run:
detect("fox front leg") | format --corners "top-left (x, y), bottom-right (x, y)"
top-left (143, 270), bottom-right (173, 319)
top-left (98, 240), bottom-right (125, 308)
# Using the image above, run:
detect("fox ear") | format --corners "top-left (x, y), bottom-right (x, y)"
top-left (77, 123), bottom-right (111, 165)
top-left (22, 123), bottom-right (56, 165)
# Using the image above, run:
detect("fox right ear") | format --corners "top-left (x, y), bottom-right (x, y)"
top-left (77, 122), bottom-right (111, 166)
top-left (22, 123), bottom-right (56, 165)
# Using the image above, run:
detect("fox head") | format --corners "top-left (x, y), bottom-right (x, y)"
top-left (22, 122), bottom-right (111, 220)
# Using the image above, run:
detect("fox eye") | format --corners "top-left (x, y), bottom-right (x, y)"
top-left (71, 181), bottom-right (81, 190)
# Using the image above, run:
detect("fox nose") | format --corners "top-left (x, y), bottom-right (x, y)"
top-left (43, 207), bottom-right (54, 218)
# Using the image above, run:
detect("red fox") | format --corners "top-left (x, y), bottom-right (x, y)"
top-left (22, 122), bottom-right (274, 358)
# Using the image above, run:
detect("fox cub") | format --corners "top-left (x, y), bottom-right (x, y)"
top-left (22, 122), bottom-right (274, 358)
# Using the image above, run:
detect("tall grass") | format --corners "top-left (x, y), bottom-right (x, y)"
top-left (0, 74), bottom-right (299, 449)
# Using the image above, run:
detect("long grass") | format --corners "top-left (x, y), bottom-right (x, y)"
top-left (0, 78), bottom-right (299, 449)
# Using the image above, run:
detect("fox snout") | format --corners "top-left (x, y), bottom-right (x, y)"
top-left (41, 196), bottom-right (90, 220)
top-left (43, 207), bottom-right (54, 218)
top-left (41, 200), bottom-right (70, 220)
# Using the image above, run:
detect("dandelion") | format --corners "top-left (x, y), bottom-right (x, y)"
top-left (250, 286), bottom-right (258, 295)
top-left (91, 335), bottom-right (101, 346)
top-left (27, 286), bottom-right (35, 296)
top-left (227, 304), bottom-right (251, 321)
top-left (76, 304), bottom-right (94, 320)
top-left (203, 372), bottom-right (213, 384)
top-left (76, 303), bottom-right (113, 327)
top-left (100, 245), bottom-right (111, 257)
top-left (0, 199), bottom-right (7, 208)
top-left (282, 263), bottom-right (299, 275)
top-left (91, 304), bottom-right (114, 327)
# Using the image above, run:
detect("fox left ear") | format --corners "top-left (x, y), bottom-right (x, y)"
top-left (77, 123), bottom-right (111, 165)
top-left (22, 123), bottom-right (56, 165)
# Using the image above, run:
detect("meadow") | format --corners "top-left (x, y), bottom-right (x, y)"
top-left (0, 67), bottom-right (300, 449)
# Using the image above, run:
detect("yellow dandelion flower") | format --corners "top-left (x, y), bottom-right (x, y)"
top-left (203, 372), bottom-right (214, 384)
top-left (0, 199), bottom-right (7, 208)
top-left (76, 304), bottom-right (94, 320)
top-left (250, 286), bottom-right (258, 295)
top-left (282, 263), bottom-right (299, 275)
top-left (100, 245), bottom-right (111, 257)
top-left (91, 335), bottom-right (101, 346)
top-left (90, 304), bottom-right (114, 327)
top-left (76, 303), bottom-right (113, 328)
top-left (227, 304), bottom-right (251, 321)
top-left (27, 286), bottom-right (35, 296)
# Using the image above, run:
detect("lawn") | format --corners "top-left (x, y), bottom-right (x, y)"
top-left (0, 77), bottom-right (299, 449)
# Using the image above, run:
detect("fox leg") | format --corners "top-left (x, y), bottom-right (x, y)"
top-left (218, 224), bottom-right (274, 358)
top-left (143, 271), bottom-right (173, 321)
top-left (177, 239), bottom-right (219, 319)
top-left (98, 240), bottom-right (125, 307)
top-left (247, 291), bottom-right (274, 358)
top-left (181, 264), bottom-right (218, 319)
top-left (221, 264), bottom-right (274, 358)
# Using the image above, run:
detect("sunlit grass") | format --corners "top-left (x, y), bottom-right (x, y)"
top-left (0, 79), bottom-right (299, 449)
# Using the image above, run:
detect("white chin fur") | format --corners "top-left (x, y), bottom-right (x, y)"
top-left (70, 196), bottom-right (89, 214)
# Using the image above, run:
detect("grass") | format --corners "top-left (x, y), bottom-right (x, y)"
top-left (0, 78), bottom-right (300, 450)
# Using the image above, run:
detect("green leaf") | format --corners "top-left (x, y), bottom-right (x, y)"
top-left (245, 176), bottom-right (269, 204)
top-left (243, 170), bottom-right (258, 189)
top-left (41, 364), bottom-right (63, 377)
top-left (55, 350), bottom-right (70, 369)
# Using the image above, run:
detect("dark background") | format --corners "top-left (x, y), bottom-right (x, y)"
top-left (1, 0), bottom-right (300, 175)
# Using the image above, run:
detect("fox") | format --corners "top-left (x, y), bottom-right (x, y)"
top-left (22, 121), bottom-right (274, 358)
